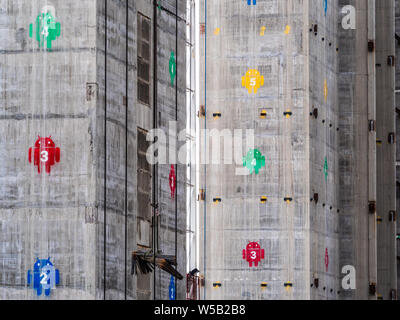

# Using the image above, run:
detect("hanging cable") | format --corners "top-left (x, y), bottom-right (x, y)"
top-left (175, 0), bottom-right (179, 295)
top-left (124, 0), bottom-right (129, 300)
top-left (103, 0), bottom-right (108, 301)
top-left (152, 0), bottom-right (158, 300)
top-left (203, 0), bottom-right (207, 301)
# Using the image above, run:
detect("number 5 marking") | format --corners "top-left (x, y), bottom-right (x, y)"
top-left (250, 78), bottom-right (256, 86)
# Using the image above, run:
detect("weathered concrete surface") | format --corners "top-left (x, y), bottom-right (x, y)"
top-left (396, 0), bottom-right (400, 298)
top-left (199, 0), bottom-right (396, 300)
top-left (308, 0), bottom-right (340, 301)
top-left (376, 0), bottom-right (397, 300)
top-left (199, 0), bottom-right (311, 300)
top-left (338, 0), bottom-right (377, 300)
top-left (0, 0), bottom-right (98, 300)
top-left (0, 0), bottom-right (186, 300)
top-left (339, 0), bottom-right (396, 300)
top-left (150, 0), bottom-right (187, 300)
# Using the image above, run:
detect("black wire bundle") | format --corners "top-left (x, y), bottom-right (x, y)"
top-left (131, 251), bottom-right (183, 280)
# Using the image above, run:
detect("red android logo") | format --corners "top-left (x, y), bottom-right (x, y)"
top-left (29, 136), bottom-right (60, 174)
top-left (169, 165), bottom-right (176, 199)
top-left (325, 248), bottom-right (329, 272)
top-left (242, 242), bottom-right (265, 267)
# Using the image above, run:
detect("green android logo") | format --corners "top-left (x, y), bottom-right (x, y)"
top-left (243, 149), bottom-right (266, 175)
top-left (169, 51), bottom-right (176, 86)
top-left (324, 157), bottom-right (328, 181)
top-left (29, 6), bottom-right (61, 51)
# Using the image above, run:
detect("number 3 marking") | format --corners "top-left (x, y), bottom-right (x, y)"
top-left (40, 151), bottom-right (49, 162)
top-left (251, 251), bottom-right (256, 260)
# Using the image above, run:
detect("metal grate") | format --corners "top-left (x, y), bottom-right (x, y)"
top-left (137, 13), bottom-right (151, 106)
top-left (137, 128), bottom-right (151, 220)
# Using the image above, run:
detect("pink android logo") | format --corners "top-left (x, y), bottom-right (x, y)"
top-left (325, 248), bottom-right (329, 272)
top-left (242, 242), bottom-right (265, 267)
top-left (169, 165), bottom-right (176, 199)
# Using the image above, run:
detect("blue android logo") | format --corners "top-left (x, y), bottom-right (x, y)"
top-left (169, 276), bottom-right (176, 300)
top-left (247, 0), bottom-right (256, 5)
top-left (27, 257), bottom-right (60, 297)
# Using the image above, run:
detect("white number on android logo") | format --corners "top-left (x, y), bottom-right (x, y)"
top-left (40, 151), bottom-right (49, 163)
top-left (40, 271), bottom-right (49, 285)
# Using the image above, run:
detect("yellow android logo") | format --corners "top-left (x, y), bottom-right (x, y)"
top-left (242, 69), bottom-right (264, 94)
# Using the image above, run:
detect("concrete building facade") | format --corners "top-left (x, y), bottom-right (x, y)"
top-left (0, 0), bottom-right (187, 300)
top-left (395, 0), bottom-right (400, 299)
top-left (198, 0), bottom-right (396, 300)
top-left (0, 0), bottom-right (397, 301)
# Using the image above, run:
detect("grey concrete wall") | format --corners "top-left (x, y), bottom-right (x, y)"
top-left (308, 0), bottom-right (341, 300)
top-left (376, 0), bottom-right (397, 300)
top-left (96, 0), bottom-right (186, 300)
top-left (0, 0), bottom-right (186, 300)
top-left (199, 0), bottom-right (397, 300)
top-left (0, 0), bottom-right (98, 299)
top-left (199, 0), bottom-right (311, 300)
top-left (153, 0), bottom-right (187, 300)
top-left (396, 0), bottom-right (400, 299)
top-left (95, 0), bottom-right (136, 300)
top-left (338, 0), bottom-right (377, 300)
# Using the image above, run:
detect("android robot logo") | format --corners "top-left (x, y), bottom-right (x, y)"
top-left (242, 69), bottom-right (264, 94)
top-left (243, 242), bottom-right (265, 267)
top-left (325, 248), bottom-right (329, 272)
top-left (169, 51), bottom-right (176, 86)
top-left (243, 149), bottom-right (265, 175)
top-left (29, 136), bottom-right (61, 174)
top-left (169, 276), bottom-right (176, 300)
top-left (29, 5), bottom-right (61, 51)
top-left (27, 257), bottom-right (60, 297)
top-left (169, 165), bottom-right (176, 199)
top-left (324, 157), bottom-right (328, 181)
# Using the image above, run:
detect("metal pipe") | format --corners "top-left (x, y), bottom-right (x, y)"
top-left (175, 0), bottom-right (179, 297)
top-left (203, 0), bottom-right (207, 301)
top-left (152, 0), bottom-right (158, 300)
top-left (124, 0), bottom-right (129, 300)
top-left (103, 0), bottom-right (108, 301)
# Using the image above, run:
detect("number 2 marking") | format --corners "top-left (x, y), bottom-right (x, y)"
top-left (40, 271), bottom-right (48, 285)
